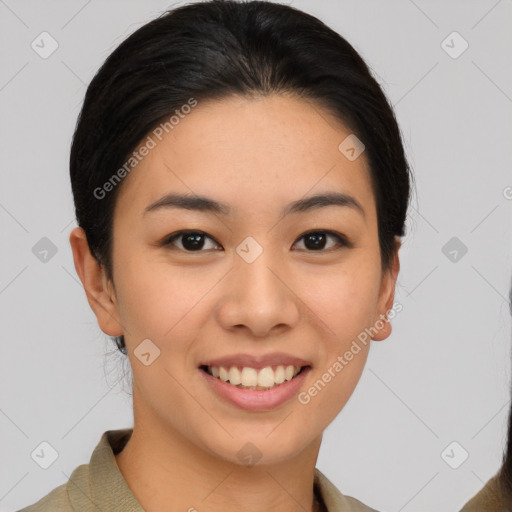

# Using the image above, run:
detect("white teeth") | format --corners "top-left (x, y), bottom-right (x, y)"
top-left (206, 364), bottom-right (302, 389)
top-left (241, 367), bottom-right (258, 387)
top-left (219, 366), bottom-right (229, 382)
top-left (274, 365), bottom-right (285, 384)
top-left (257, 367), bottom-right (275, 387)
top-left (228, 366), bottom-right (241, 385)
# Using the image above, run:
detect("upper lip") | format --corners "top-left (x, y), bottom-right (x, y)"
top-left (199, 352), bottom-right (312, 370)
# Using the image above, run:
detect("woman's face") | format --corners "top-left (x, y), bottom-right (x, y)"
top-left (76, 93), bottom-right (399, 465)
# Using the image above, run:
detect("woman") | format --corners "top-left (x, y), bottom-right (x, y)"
top-left (460, 286), bottom-right (512, 512)
top-left (459, 463), bottom-right (511, 511)
top-left (459, 400), bottom-right (512, 512)
top-left (19, 1), bottom-right (411, 511)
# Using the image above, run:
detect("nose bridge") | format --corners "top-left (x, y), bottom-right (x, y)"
top-left (235, 235), bottom-right (284, 304)
top-left (217, 235), bottom-right (300, 336)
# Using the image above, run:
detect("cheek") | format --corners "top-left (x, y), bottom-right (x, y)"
top-left (295, 268), bottom-right (378, 431)
top-left (298, 261), bottom-right (381, 343)
top-left (113, 249), bottom-right (226, 347)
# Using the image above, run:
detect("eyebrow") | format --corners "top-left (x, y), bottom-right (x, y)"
top-left (143, 191), bottom-right (366, 219)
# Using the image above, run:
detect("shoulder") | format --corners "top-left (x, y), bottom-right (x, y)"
top-left (314, 468), bottom-right (380, 512)
top-left (17, 429), bottom-right (137, 512)
top-left (459, 474), bottom-right (508, 512)
top-left (343, 495), bottom-right (379, 512)
top-left (17, 481), bottom-right (73, 512)
top-left (16, 433), bottom-right (107, 512)
top-left (343, 495), bottom-right (380, 512)
top-left (17, 461), bottom-right (90, 512)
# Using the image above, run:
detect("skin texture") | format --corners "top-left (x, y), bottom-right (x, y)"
top-left (69, 93), bottom-right (400, 512)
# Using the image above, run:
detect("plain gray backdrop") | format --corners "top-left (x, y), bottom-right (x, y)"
top-left (1, 0), bottom-right (511, 511)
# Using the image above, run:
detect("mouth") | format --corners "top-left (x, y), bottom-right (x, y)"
top-left (199, 364), bottom-right (310, 391)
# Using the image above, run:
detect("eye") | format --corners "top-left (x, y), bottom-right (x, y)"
top-left (292, 230), bottom-right (350, 252)
top-left (162, 230), bottom-right (222, 252)
top-left (161, 229), bottom-right (351, 253)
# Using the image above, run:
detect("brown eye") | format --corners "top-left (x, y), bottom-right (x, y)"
top-left (162, 231), bottom-right (222, 252)
top-left (161, 229), bottom-right (350, 253)
top-left (293, 231), bottom-right (350, 251)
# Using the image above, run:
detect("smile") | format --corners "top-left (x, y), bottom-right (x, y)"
top-left (201, 364), bottom-right (305, 390)
top-left (199, 363), bottom-right (312, 411)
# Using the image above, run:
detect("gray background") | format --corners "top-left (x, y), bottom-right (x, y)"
top-left (1, 0), bottom-right (511, 510)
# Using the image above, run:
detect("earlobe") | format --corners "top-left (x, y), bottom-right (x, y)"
top-left (69, 227), bottom-right (123, 337)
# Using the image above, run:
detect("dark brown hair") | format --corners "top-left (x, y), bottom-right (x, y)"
top-left (70, 0), bottom-right (412, 286)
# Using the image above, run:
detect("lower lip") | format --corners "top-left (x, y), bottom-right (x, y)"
top-left (199, 366), bottom-right (312, 411)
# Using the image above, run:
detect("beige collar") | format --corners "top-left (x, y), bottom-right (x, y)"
top-left (66, 428), bottom-right (377, 512)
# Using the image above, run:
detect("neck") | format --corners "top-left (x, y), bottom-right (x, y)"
top-left (115, 403), bottom-right (323, 512)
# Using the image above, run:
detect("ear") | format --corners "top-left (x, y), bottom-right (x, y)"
top-left (69, 227), bottom-right (123, 337)
top-left (372, 237), bottom-right (401, 341)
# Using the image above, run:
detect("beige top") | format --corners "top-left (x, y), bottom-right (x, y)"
top-left (459, 474), bottom-right (510, 512)
top-left (19, 428), bottom-right (378, 512)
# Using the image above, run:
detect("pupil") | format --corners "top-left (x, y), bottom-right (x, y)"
top-left (183, 233), bottom-right (204, 250)
top-left (305, 233), bottom-right (326, 250)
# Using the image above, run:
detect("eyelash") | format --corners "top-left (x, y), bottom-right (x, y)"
top-left (161, 230), bottom-right (351, 253)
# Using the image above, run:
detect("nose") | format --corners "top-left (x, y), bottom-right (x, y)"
top-left (215, 248), bottom-right (301, 338)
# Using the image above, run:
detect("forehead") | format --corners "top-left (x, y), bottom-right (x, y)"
top-left (114, 93), bottom-right (375, 221)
